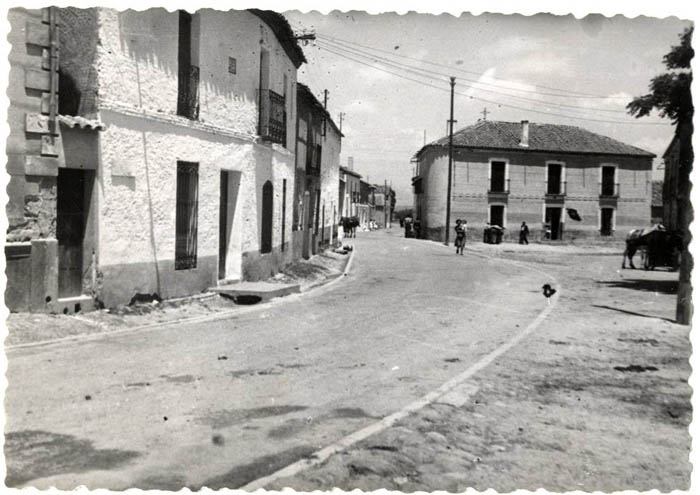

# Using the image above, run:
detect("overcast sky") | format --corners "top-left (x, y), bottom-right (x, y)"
top-left (283, 10), bottom-right (691, 206)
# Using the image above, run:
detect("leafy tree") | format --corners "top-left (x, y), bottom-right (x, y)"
top-left (628, 26), bottom-right (693, 324)
top-left (627, 26), bottom-right (693, 123)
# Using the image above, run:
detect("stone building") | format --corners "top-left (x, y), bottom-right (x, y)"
top-left (412, 120), bottom-right (655, 242)
top-left (293, 83), bottom-right (342, 259)
top-left (5, 7), bottom-right (307, 311)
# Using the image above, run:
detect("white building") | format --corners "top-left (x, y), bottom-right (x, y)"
top-left (54, 8), bottom-right (306, 308)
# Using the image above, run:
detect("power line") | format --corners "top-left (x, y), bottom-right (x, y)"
top-left (315, 43), bottom-right (669, 126)
top-left (316, 39), bottom-right (630, 114)
top-left (317, 32), bottom-right (632, 100)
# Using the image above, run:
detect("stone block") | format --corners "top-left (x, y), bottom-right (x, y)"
top-left (5, 243), bottom-right (33, 312)
top-left (41, 135), bottom-right (59, 156)
top-left (7, 154), bottom-right (26, 175)
top-left (26, 20), bottom-right (50, 46)
top-left (42, 48), bottom-right (50, 69)
top-left (26, 112), bottom-right (52, 134)
top-left (25, 69), bottom-right (50, 91)
top-left (25, 155), bottom-right (59, 176)
top-left (41, 93), bottom-right (51, 114)
top-left (30, 238), bottom-right (58, 312)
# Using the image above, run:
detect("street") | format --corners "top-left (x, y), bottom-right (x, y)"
top-left (5, 230), bottom-right (547, 490)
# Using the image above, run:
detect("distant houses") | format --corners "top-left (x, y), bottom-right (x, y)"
top-left (412, 120), bottom-right (655, 242)
top-left (5, 7), bottom-right (343, 313)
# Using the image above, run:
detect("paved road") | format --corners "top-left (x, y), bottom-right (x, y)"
top-left (5, 231), bottom-right (546, 489)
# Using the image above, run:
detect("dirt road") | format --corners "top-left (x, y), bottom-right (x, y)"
top-left (264, 240), bottom-right (691, 492)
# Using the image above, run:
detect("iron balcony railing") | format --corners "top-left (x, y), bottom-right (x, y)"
top-left (306, 143), bottom-right (322, 176)
top-left (545, 180), bottom-right (567, 197)
top-left (488, 178), bottom-right (510, 194)
top-left (177, 64), bottom-right (200, 120)
top-left (600, 182), bottom-right (620, 198)
top-left (259, 89), bottom-right (286, 145)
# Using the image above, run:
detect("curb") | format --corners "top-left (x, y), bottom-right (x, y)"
top-left (241, 239), bottom-right (560, 491)
top-left (6, 248), bottom-right (357, 352)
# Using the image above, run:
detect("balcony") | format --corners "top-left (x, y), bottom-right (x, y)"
top-left (600, 182), bottom-right (620, 198)
top-left (412, 176), bottom-right (423, 194)
top-left (306, 143), bottom-right (322, 176)
top-left (488, 178), bottom-right (510, 198)
top-left (259, 89), bottom-right (286, 145)
top-left (177, 64), bottom-right (200, 120)
top-left (545, 181), bottom-right (567, 199)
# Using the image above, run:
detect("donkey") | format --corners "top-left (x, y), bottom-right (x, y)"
top-left (621, 224), bottom-right (666, 269)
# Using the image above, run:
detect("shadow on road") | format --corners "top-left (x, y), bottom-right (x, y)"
top-left (591, 304), bottom-right (676, 324)
top-left (595, 278), bottom-right (678, 295)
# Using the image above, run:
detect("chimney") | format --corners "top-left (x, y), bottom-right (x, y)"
top-left (519, 120), bottom-right (530, 148)
top-left (348, 156), bottom-right (354, 171)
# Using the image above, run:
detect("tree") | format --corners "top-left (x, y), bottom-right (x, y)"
top-left (628, 27), bottom-right (694, 324)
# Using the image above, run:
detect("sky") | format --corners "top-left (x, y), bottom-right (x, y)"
top-left (283, 10), bottom-right (692, 207)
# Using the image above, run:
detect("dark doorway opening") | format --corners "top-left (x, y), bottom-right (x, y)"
top-left (57, 169), bottom-right (90, 298)
top-left (601, 208), bottom-right (614, 236)
top-left (261, 181), bottom-right (273, 253)
top-left (219, 170), bottom-right (230, 279)
top-left (545, 207), bottom-right (563, 240)
top-left (490, 204), bottom-right (505, 227)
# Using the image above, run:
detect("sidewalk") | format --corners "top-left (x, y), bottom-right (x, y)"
top-left (264, 246), bottom-right (690, 492)
top-left (4, 249), bottom-right (351, 348)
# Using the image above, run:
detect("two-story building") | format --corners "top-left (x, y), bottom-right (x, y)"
top-left (293, 83), bottom-right (342, 259)
top-left (413, 120), bottom-right (655, 242)
top-left (5, 7), bottom-right (307, 311)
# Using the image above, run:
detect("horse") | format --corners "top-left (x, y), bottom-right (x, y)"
top-left (622, 224), bottom-right (670, 269)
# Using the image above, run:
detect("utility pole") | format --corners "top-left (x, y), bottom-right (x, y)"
top-left (481, 107), bottom-right (490, 121)
top-left (444, 77), bottom-right (456, 246)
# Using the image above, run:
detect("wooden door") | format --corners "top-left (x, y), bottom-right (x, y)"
top-left (57, 169), bottom-right (86, 298)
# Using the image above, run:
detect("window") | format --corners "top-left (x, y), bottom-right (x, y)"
top-left (489, 160), bottom-right (507, 193)
top-left (175, 161), bottom-right (199, 270)
top-left (601, 165), bottom-right (617, 196)
top-left (261, 181), bottom-right (273, 253)
top-left (546, 162), bottom-right (565, 195)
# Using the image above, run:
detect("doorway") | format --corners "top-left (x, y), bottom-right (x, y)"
top-left (218, 170), bottom-right (242, 281)
top-left (601, 208), bottom-right (614, 236)
top-left (545, 207), bottom-right (563, 240)
top-left (57, 169), bottom-right (90, 298)
top-left (489, 204), bottom-right (505, 227)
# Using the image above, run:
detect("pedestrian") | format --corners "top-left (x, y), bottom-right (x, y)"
top-left (519, 221), bottom-right (530, 245)
top-left (454, 219), bottom-right (467, 255)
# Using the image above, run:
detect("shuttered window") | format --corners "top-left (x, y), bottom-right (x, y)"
top-left (175, 161), bottom-right (198, 270)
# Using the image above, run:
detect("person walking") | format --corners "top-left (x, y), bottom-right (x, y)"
top-left (455, 219), bottom-right (467, 255)
top-left (519, 221), bottom-right (530, 245)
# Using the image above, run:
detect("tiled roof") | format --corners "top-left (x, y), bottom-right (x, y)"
top-left (421, 120), bottom-right (655, 158)
top-left (248, 9), bottom-right (306, 68)
top-left (651, 180), bottom-right (664, 207)
top-left (58, 114), bottom-right (105, 131)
